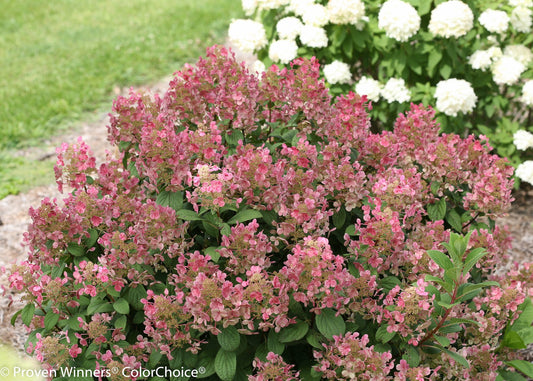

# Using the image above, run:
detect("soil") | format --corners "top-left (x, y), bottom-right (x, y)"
top-left (1, 47), bottom-right (532, 363)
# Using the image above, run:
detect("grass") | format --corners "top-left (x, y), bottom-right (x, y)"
top-left (0, 0), bottom-right (243, 197)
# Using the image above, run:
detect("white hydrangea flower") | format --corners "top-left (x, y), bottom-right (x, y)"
top-left (327, 0), bottom-right (366, 25)
top-left (257, 0), bottom-right (290, 10)
top-left (323, 61), bottom-right (352, 84)
top-left (468, 50), bottom-right (493, 71)
top-left (434, 79), bottom-right (477, 116)
top-left (302, 4), bottom-right (329, 27)
top-left (429, 1), bottom-right (474, 38)
top-left (513, 130), bottom-right (533, 150)
top-left (288, 0), bottom-right (316, 16)
top-left (299, 25), bottom-right (329, 48)
top-left (242, 0), bottom-right (258, 16)
top-left (276, 17), bottom-right (303, 40)
top-left (487, 46), bottom-right (503, 60)
top-left (381, 78), bottom-right (410, 103)
top-left (355, 76), bottom-right (382, 102)
top-left (521, 81), bottom-right (533, 105)
top-left (504, 45), bottom-right (533, 66)
top-left (510, 0), bottom-right (533, 6)
top-left (511, 7), bottom-right (532, 33)
top-left (228, 19), bottom-right (267, 53)
top-left (268, 39), bottom-right (299, 64)
top-left (491, 56), bottom-right (526, 85)
top-left (479, 9), bottom-right (510, 34)
top-left (251, 60), bottom-right (266, 75)
top-left (515, 161), bottom-right (533, 185)
top-left (468, 47), bottom-right (502, 70)
top-left (378, 0), bottom-right (421, 42)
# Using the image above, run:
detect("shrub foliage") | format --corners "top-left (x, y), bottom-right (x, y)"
top-left (8, 46), bottom-right (533, 380)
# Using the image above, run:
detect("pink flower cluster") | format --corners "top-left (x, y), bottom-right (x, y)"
top-left (7, 45), bottom-right (530, 379)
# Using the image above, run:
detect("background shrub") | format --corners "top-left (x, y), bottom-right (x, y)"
top-left (230, 0), bottom-right (533, 185)
top-left (8, 46), bottom-right (533, 380)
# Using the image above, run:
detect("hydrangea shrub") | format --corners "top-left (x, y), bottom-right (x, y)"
top-left (230, 0), bottom-right (533, 185)
top-left (8, 47), bottom-right (533, 380)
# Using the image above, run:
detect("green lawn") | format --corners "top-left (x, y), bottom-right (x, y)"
top-left (0, 0), bottom-right (242, 197)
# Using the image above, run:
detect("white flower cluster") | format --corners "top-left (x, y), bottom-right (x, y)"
top-left (241, 0), bottom-right (257, 16)
top-left (479, 9), bottom-right (510, 34)
top-left (228, 19), bottom-right (267, 53)
top-left (381, 78), bottom-right (410, 103)
top-left (509, 0), bottom-right (532, 6)
top-left (468, 48), bottom-right (501, 71)
top-left (276, 17), bottom-right (303, 40)
top-left (378, 0), bottom-right (421, 42)
top-left (434, 79), bottom-right (477, 116)
top-left (287, 0), bottom-right (315, 16)
top-left (511, 6), bottom-right (532, 33)
top-left (515, 161), bottom-right (533, 185)
top-left (522, 81), bottom-right (533, 105)
top-left (302, 4), bottom-right (329, 26)
top-left (252, 60), bottom-right (266, 75)
top-left (513, 130), bottom-right (533, 151)
top-left (258, 0), bottom-right (290, 10)
top-left (242, 0), bottom-right (291, 14)
top-left (429, 1), bottom-right (474, 38)
top-left (299, 25), bottom-right (328, 48)
top-left (491, 56), bottom-right (526, 85)
top-left (323, 61), bottom-right (352, 84)
top-left (327, 0), bottom-right (366, 25)
top-left (355, 76), bottom-right (382, 102)
top-left (269, 39), bottom-right (298, 64)
top-left (504, 45), bottom-right (533, 66)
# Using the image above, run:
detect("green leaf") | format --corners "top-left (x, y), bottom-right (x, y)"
top-left (403, 346), bottom-right (420, 367)
top-left (217, 326), bottom-right (241, 352)
top-left (497, 369), bottom-right (528, 381)
top-left (125, 285), bottom-right (147, 310)
top-left (44, 311), bottom-right (60, 331)
top-left (67, 242), bottom-right (85, 257)
top-left (316, 308), bottom-right (346, 340)
top-left (215, 349), bottom-right (237, 381)
top-left (113, 298), bottom-right (130, 315)
top-left (510, 298), bottom-right (533, 332)
top-left (345, 224), bottom-right (356, 236)
top-left (196, 353), bottom-right (216, 378)
top-left (463, 247), bottom-right (487, 275)
top-left (87, 298), bottom-right (113, 315)
top-left (84, 229), bottom-right (99, 247)
top-left (220, 223), bottom-right (232, 237)
top-left (204, 246), bottom-right (221, 263)
top-left (176, 209), bottom-right (204, 221)
top-left (441, 347), bottom-right (469, 367)
top-left (267, 330), bottom-right (285, 354)
top-left (305, 330), bottom-right (325, 349)
top-left (379, 276), bottom-right (402, 293)
top-left (440, 64), bottom-right (452, 79)
top-left (427, 250), bottom-right (454, 270)
top-left (149, 350), bottom-right (163, 367)
top-left (332, 208), bottom-right (346, 229)
top-left (435, 335), bottom-right (451, 347)
top-left (376, 325), bottom-right (396, 343)
top-left (278, 321), bottom-right (309, 343)
top-left (501, 331), bottom-right (527, 350)
top-left (227, 208), bottom-right (263, 225)
top-left (115, 315), bottom-right (127, 330)
top-left (446, 210), bottom-right (463, 232)
top-left (156, 190), bottom-right (183, 211)
top-left (507, 360), bottom-right (533, 378)
top-left (439, 323), bottom-right (463, 334)
top-left (428, 50), bottom-right (442, 76)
